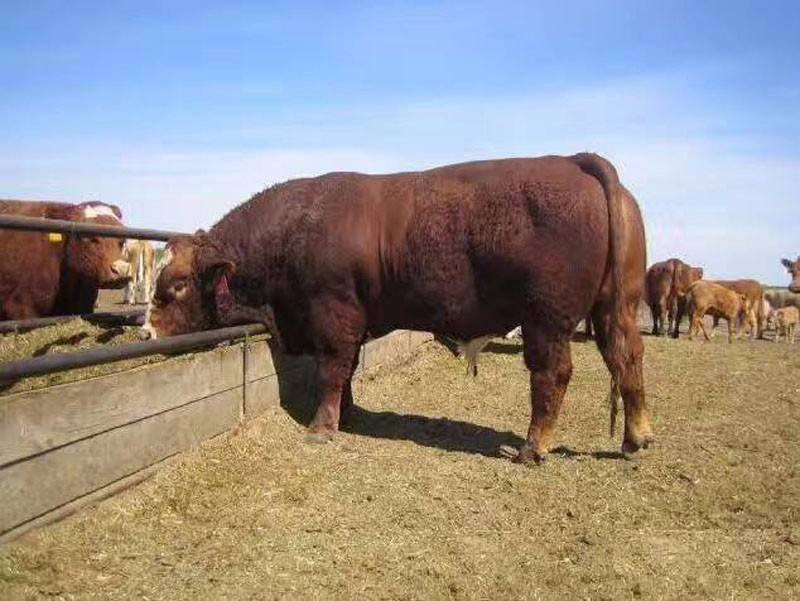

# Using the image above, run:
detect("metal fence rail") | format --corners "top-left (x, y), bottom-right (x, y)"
top-left (0, 214), bottom-right (273, 383)
top-left (0, 324), bottom-right (269, 382)
top-left (0, 214), bottom-right (186, 241)
top-left (0, 309), bottom-right (146, 334)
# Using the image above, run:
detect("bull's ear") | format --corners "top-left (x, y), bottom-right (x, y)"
top-left (197, 245), bottom-right (236, 292)
top-left (781, 258), bottom-right (794, 270)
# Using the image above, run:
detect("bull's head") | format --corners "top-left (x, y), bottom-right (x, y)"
top-left (140, 234), bottom-right (232, 339)
top-left (140, 232), bottom-right (279, 341)
top-left (781, 257), bottom-right (800, 293)
top-left (65, 202), bottom-right (131, 288)
top-left (690, 267), bottom-right (703, 282)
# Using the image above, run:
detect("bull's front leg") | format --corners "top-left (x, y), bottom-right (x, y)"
top-left (308, 353), bottom-right (352, 442)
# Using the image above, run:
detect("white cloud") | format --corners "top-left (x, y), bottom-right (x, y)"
top-left (1, 68), bottom-right (796, 284)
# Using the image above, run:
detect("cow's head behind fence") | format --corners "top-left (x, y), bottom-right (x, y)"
top-left (64, 202), bottom-right (130, 289)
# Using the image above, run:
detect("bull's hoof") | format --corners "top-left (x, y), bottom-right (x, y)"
top-left (622, 434), bottom-right (654, 455)
top-left (305, 429), bottom-right (335, 444)
top-left (511, 443), bottom-right (547, 465)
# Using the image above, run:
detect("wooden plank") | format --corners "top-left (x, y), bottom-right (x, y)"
top-left (363, 330), bottom-right (411, 372)
top-left (244, 338), bottom-right (276, 381)
top-left (244, 375), bottom-right (280, 419)
top-left (0, 345), bottom-right (242, 467)
top-left (0, 454), bottom-right (169, 545)
top-left (0, 387), bottom-right (241, 536)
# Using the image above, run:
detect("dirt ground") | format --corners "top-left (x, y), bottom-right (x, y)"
top-left (1, 327), bottom-right (799, 600)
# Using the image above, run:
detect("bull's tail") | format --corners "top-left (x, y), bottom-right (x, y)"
top-left (571, 153), bottom-right (627, 437)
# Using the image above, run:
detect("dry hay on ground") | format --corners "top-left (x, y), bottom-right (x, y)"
top-left (1, 332), bottom-right (799, 600)
top-left (0, 320), bottom-right (167, 395)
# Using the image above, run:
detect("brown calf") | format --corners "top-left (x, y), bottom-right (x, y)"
top-left (773, 306), bottom-right (798, 344)
top-left (686, 281), bottom-right (748, 343)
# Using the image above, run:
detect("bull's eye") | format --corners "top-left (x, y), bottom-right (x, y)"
top-left (171, 280), bottom-right (188, 299)
top-left (90, 237), bottom-right (101, 244)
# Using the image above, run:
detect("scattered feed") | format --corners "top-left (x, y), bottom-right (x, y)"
top-left (1, 331), bottom-right (798, 600)
top-left (0, 319), bottom-right (167, 395)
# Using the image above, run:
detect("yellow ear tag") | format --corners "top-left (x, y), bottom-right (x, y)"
top-left (48, 232), bottom-right (63, 243)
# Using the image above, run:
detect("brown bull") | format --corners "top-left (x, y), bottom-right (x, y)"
top-left (645, 258), bottom-right (703, 337)
top-left (0, 200), bottom-right (131, 320)
top-left (142, 154), bottom-right (652, 462)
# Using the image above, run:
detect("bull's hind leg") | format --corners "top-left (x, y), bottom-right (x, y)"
top-left (593, 306), bottom-right (653, 454)
top-left (649, 303), bottom-right (660, 336)
top-left (515, 324), bottom-right (573, 464)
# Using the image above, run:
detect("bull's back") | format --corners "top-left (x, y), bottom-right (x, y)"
top-left (371, 157), bottom-right (614, 336)
top-left (220, 156), bottom-right (635, 340)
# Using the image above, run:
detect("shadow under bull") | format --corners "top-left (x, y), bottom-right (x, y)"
top-left (270, 340), bottom-right (628, 461)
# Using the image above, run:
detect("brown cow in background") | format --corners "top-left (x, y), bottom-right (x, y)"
top-left (645, 258), bottom-right (703, 337)
top-left (0, 200), bottom-right (131, 320)
top-left (142, 153), bottom-right (652, 462)
top-left (781, 257), bottom-right (800, 293)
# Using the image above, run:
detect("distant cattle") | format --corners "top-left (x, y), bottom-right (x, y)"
top-left (686, 281), bottom-right (749, 343)
top-left (0, 200), bottom-right (131, 320)
top-left (142, 154), bottom-right (652, 462)
top-left (773, 306), bottom-right (798, 344)
top-left (122, 240), bottom-right (156, 304)
top-left (764, 288), bottom-right (800, 312)
top-left (761, 299), bottom-right (774, 331)
top-left (711, 279), bottom-right (764, 339)
top-left (781, 257), bottom-right (800, 293)
top-left (645, 258), bottom-right (703, 337)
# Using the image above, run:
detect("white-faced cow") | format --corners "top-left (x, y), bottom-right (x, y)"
top-left (0, 200), bottom-right (131, 319)
top-left (142, 154), bottom-right (652, 463)
top-left (122, 239), bottom-right (157, 304)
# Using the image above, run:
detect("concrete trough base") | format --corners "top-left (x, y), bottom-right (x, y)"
top-left (0, 329), bottom-right (432, 543)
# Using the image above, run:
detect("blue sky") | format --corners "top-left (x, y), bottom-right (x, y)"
top-left (1, 1), bottom-right (798, 283)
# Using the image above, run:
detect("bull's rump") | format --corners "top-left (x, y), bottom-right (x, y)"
top-left (218, 156), bottom-right (628, 343)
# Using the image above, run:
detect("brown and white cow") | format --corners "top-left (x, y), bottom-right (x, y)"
top-left (122, 239), bottom-right (156, 304)
top-left (142, 154), bottom-right (652, 462)
top-left (773, 306), bottom-right (798, 344)
top-left (782, 257), bottom-right (800, 293)
top-left (686, 281), bottom-right (749, 343)
top-left (645, 258), bottom-right (703, 337)
top-left (0, 200), bottom-right (131, 320)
